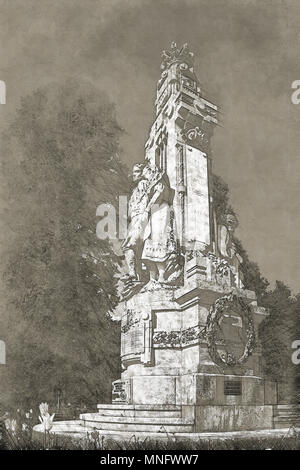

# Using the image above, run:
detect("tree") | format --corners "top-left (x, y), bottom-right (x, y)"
top-left (259, 281), bottom-right (298, 403)
top-left (231, 237), bottom-right (269, 301)
top-left (212, 174), bottom-right (229, 223)
top-left (0, 79), bottom-right (130, 410)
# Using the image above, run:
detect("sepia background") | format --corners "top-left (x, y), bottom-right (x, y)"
top-left (0, 0), bottom-right (300, 292)
top-left (0, 1), bottom-right (298, 444)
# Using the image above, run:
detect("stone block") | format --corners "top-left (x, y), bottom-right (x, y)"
top-left (264, 380), bottom-right (278, 404)
top-left (196, 374), bottom-right (217, 404)
top-left (131, 376), bottom-right (176, 404)
top-left (176, 374), bottom-right (196, 405)
top-left (195, 405), bottom-right (273, 432)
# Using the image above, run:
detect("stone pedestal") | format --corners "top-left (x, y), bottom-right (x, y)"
top-left (105, 251), bottom-right (279, 432)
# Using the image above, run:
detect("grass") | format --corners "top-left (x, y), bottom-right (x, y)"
top-left (1, 423), bottom-right (299, 450)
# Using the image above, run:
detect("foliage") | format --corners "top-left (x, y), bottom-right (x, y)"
top-left (212, 173), bottom-right (229, 223)
top-left (0, 79), bottom-right (130, 410)
top-left (259, 282), bottom-right (299, 403)
top-left (232, 237), bottom-right (269, 300)
top-left (1, 421), bottom-right (299, 450)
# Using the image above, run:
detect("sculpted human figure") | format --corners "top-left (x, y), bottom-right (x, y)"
top-left (217, 212), bottom-right (238, 258)
top-left (122, 163), bottom-right (176, 283)
top-left (217, 212), bottom-right (243, 287)
top-left (141, 167), bottom-right (176, 282)
top-left (122, 163), bottom-right (149, 280)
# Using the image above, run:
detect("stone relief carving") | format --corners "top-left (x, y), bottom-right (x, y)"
top-left (121, 309), bottom-right (141, 334)
top-left (206, 292), bottom-right (255, 368)
top-left (217, 212), bottom-right (244, 288)
top-left (160, 42), bottom-right (194, 72)
top-left (152, 292), bottom-right (255, 365)
top-left (176, 107), bottom-right (211, 154)
top-left (153, 324), bottom-right (206, 349)
top-left (185, 248), bottom-right (235, 289)
top-left (180, 125), bottom-right (209, 149)
top-left (120, 309), bottom-right (152, 368)
top-left (217, 212), bottom-right (238, 258)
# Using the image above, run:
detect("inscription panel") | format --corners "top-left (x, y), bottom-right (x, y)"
top-left (121, 325), bottom-right (144, 357)
top-left (224, 380), bottom-right (242, 396)
top-left (185, 147), bottom-right (210, 246)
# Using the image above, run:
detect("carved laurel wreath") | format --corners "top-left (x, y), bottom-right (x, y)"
top-left (206, 292), bottom-right (255, 367)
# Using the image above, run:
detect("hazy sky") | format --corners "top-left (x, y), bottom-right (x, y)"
top-left (1, 0), bottom-right (300, 291)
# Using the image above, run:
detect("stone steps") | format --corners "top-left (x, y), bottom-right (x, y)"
top-left (96, 404), bottom-right (181, 418)
top-left (97, 409), bottom-right (181, 418)
top-left (273, 413), bottom-right (300, 419)
top-left (96, 404), bottom-right (182, 410)
top-left (273, 415), bottom-right (300, 422)
top-left (273, 405), bottom-right (300, 429)
top-left (275, 404), bottom-right (299, 408)
top-left (273, 405), bottom-right (300, 415)
top-left (80, 411), bottom-right (194, 433)
top-left (81, 422), bottom-right (194, 433)
top-left (273, 421), bottom-right (300, 429)
top-left (81, 413), bottom-right (192, 425)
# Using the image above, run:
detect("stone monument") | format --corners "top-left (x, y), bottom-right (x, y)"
top-left (78, 43), bottom-right (280, 434)
top-left (39, 43), bottom-right (298, 439)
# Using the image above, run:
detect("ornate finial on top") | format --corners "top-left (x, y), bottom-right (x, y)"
top-left (161, 42), bottom-right (194, 71)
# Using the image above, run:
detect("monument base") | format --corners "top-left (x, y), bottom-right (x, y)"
top-left (33, 404), bottom-right (300, 439)
top-left (80, 403), bottom-right (275, 433)
top-left (119, 373), bottom-right (277, 408)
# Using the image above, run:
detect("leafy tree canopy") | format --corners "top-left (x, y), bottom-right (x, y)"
top-left (0, 79), bottom-right (130, 410)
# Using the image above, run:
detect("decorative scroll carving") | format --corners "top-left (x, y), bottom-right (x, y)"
top-left (180, 125), bottom-right (209, 150)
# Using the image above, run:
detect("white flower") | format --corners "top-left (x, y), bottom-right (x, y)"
top-left (5, 418), bottom-right (17, 434)
top-left (39, 402), bottom-right (49, 417)
top-left (38, 402), bottom-right (55, 432)
top-left (4, 419), bottom-right (11, 430)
